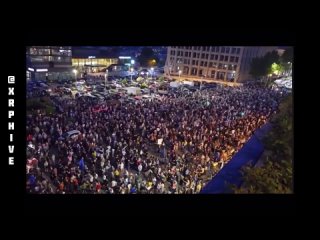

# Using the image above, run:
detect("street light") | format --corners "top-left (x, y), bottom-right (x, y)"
top-left (105, 70), bottom-right (108, 93)
top-left (151, 67), bottom-right (154, 80)
top-left (179, 70), bottom-right (182, 80)
top-left (130, 68), bottom-right (133, 81)
top-left (73, 69), bottom-right (77, 80)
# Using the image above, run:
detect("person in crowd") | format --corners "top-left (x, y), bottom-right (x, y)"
top-left (26, 81), bottom-right (284, 194)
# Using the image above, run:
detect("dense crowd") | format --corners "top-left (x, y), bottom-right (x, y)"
top-left (26, 83), bottom-right (284, 194)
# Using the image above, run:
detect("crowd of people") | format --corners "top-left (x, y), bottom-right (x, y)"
top-left (26, 83), bottom-right (284, 194)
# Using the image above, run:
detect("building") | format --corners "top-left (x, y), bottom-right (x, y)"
top-left (26, 46), bottom-right (73, 81)
top-left (164, 46), bottom-right (277, 83)
top-left (72, 47), bottom-right (118, 73)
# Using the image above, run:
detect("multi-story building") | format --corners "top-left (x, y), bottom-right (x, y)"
top-left (165, 46), bottom-right (277, 82)
top-left (26, 46), bottom-right (73, 81)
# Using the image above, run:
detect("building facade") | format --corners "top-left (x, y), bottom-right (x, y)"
top-left (72, 57), bottom-right (118, 73)
top-left (26, 46), bottom-right (73, 81)
top-left (165, 46), bottom-right (277, 82)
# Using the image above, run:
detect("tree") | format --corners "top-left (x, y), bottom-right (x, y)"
top-left (232, 94), bottom-right (293, 193)
top-left (249, 50), bottom-right (282, 87)
top-left (281, 47), bottom-right (293, 63)
top-left (280, 47), bottom-right (293, 75)
top-left (264, 51), bottom-right (280, 65)
top-left (233, 160), bottom-right (292, 193)
top-left (249, 57), bottom-right (268, 79)
top-left (158, 76), bottom-right (165, 82)
top-left (270, 62), bottom-right (284, 76)
top-left (138, 47), bottom-right (159, 67)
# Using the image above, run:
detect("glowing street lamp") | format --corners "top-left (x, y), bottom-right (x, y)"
top-left (73, 69), bottom-right (78, 80)
top-left (179, 70), bottom-right (182, 80)
top-left (105, 69), bottom-right (108, 92)
top-left (130, 68), bottom-right (133, 81)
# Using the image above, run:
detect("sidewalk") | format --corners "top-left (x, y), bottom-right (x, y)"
top-left (165, 74), bottom-right (243, 87)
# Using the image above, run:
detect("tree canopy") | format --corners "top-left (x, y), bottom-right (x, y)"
top-left (138, 47), bottom-right (159, 67)
top-left (281, 47), bottom-right (293, 63)
top-left (233, 94), bottom-right (293, 193)
top-left (249, 50), bottom-right (280, 79)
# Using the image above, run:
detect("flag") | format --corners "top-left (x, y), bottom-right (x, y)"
top-left (130, 187), bottom-right (137, 193)
top-left (79, 157), bottom-right (85, 171)
top-left (29, 175), bottom-right (36, 186)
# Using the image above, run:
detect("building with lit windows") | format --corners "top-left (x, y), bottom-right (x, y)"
top-left (26, 46), bottom-right (73, 81)
top-left (72, 57), bottom-right (118, 73)
top-left (71, 47), bottom-right (120, 74)
top-left (165, 46), bottom-right (277, 82)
